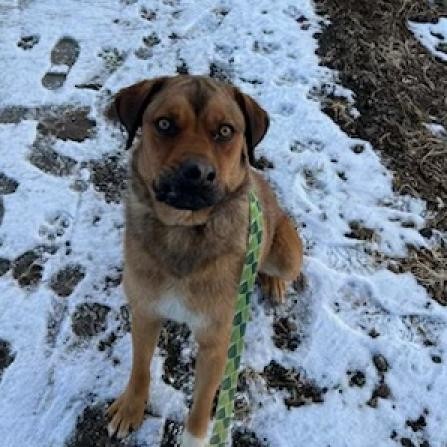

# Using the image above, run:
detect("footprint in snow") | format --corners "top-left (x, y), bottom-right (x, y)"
top-left (42, 37), bottom-right (80, 90)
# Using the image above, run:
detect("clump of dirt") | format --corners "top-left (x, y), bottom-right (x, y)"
top-left (12, 245), bottom-right (56, 288)
top-left (232, 427), bottom-right (268, 447)
top-left (406, 414), bottom-right (427, 432)
top-left (89, 154), bottom-right (128, 203)
top-left (0, 339), bottom-right (15, 379)
top-left (315, 0), bottom-right (447, 303)
top-left (373, 354), bottom-right (389, 373)
top-left (71, 303), bottom-right (111, 337)
top-left (345, 221), bottom-right (377, 242)
top-left (263, 361), bottom-right (326, 408)
top-left (253, 156), bottom-right (274, 171)
top-left (0, 172), bottom-right (19, 194)
top-left (0, 258), bottom-right (10, 276)
top-left (367, 382), bottom-right (392, 408)
top-left (66, 403), bottom-right (138, 447)
top-left (49, 263), bottom-right (86, 297)
top-left (272, 316), bottom-right (300, 351)
top-left (348, 370), bottom-right (366, 388)
top-left (103, 267), bottom-right (122, 292)
top-left (37, 107), bottom-right (96, 142)
top-left (17, 34), bottom-right (40, 50)
top-left (29, 136), bottom-right (77, 177)
top-left (160, 419), bottom-right (182, 447)
top-left (158, 321), bottom-right (194, 393)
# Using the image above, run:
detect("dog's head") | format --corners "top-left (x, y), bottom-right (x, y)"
top-left (115, 75), bottom-right (269, 225)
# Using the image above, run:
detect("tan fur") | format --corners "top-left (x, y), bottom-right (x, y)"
top-left (107, 75), bottom-right (303, 442)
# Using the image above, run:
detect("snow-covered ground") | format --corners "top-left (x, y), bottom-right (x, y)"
top-left (0, 1), bottom-right (446, 446)
top-left (409, 17), bottom-right (447, 62)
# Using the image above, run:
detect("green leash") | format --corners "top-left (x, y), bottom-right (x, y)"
top-left (208, 190), bottom-right (263, 447)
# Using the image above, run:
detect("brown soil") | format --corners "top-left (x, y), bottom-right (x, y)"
top-left (315, 0), bottom-right (447, 304)
top-left (263, 361), bottom-right (326, 408)
top-left (49, 263), bottom-right (86, 297)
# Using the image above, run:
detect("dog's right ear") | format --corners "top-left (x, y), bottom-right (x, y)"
top-left (114, 77), bottom-right (167, 149)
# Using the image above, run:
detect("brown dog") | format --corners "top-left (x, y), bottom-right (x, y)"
top-left (107, 75), bottom-right (303, 446)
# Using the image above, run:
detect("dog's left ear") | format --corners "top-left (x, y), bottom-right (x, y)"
top-left (114, 77), bottom-right (167, 149)
top-left (233, 88), bottom-right (270, 165)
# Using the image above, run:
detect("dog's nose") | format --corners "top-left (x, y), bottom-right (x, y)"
top-left (179, 159), bottom-right (216, 185)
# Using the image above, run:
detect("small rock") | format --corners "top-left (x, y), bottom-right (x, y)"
top-left (373, 354), bottom-right (388, 373)
top-left (431, 355), bottom-right (441, 364)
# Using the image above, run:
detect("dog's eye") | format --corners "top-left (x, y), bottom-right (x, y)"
top-left (155, 118), bottom-right (176, 135)
top-left (215, 124), bottom-right (234, 141)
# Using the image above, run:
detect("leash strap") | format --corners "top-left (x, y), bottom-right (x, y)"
top-left (209, 190), bottom-right (263, 447)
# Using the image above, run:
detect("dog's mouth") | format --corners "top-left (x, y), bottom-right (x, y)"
top-left (153, 176), bottom-right (222, 211)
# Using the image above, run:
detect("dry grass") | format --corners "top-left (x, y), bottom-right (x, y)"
top-left (315, 0), bottom-right (447, 303)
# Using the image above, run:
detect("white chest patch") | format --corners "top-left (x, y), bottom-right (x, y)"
top-left (154, 294), bottom-right (207, 332)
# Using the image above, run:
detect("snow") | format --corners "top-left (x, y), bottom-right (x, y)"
top-left (0, 1), bottom-right (446, 446)
top-left (408, 17), bottom-right (447, 62)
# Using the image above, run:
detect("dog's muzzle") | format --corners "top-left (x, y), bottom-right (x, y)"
top-left (154, 159), bottom-right (221, 211)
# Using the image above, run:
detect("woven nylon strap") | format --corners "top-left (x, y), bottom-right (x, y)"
top-left (208, 190), bottom-right (263, 447)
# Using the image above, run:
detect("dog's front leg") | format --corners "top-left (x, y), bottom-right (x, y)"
top-left (107, 308), bottom-right (162, 439)
top-left (183, 323), bottom-right (231, 447)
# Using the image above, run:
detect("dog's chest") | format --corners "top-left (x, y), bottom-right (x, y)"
top-left (154, 293), bottom-right (206, 332)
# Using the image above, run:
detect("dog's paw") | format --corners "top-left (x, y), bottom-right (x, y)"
top-left (258, 273), bottom-right (287, 305)
top-left (106, 390), bottom-right (146, 439)
top-left (182, 430), bottom-right (206, 447)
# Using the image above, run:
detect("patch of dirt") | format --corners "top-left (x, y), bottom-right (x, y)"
top-left (0, 258), bottom-right (11, 276)
top-left (71, 303), bottom-right (111, 337)
top-left (0, 172), bottom-right (19, 194)
top-left (157, 321), bottom-right (194, 394)
top-left (262, 361), bottom-right (326, 408)
top-left (373, 354), bottom-right (389, 373)
top-left (160, 419), bottom-right (182, 447)
top-left (315, 0), bottom-right (447, 303)
top-left (89, 154), bottom-right (128, 203)
top-left (406, 414), bottom-right (427, 432)
top-left (103, 267), bottom-right (123, 293)
top-left (367, 382), bottom-right (391, 408)
top-left (29, 135), bottom-right (77, 177)
top-left (49, 263), bottom-right (86, 297)
top-left (37, 107), bottom-right (96, 142)
top-left (12, 245), bottom-right (56, 288)
top-left (0, 339), bottom-right (15, 379)
top-left (272, 316), bottom-right (300, 351)
top-left (345, 221), bottom-right (377, 242)
top-left (232, 427), bottom-right (268, 447)
top-left (348, 370), bottom-right (366, 388)
top-left (66, 403), bottom-right (139, 447)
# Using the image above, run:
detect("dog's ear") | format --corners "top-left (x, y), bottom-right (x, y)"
top-left (233, 88), bottom-right (270, 166)
top-left (114, 77), bottom-right (167, 149)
